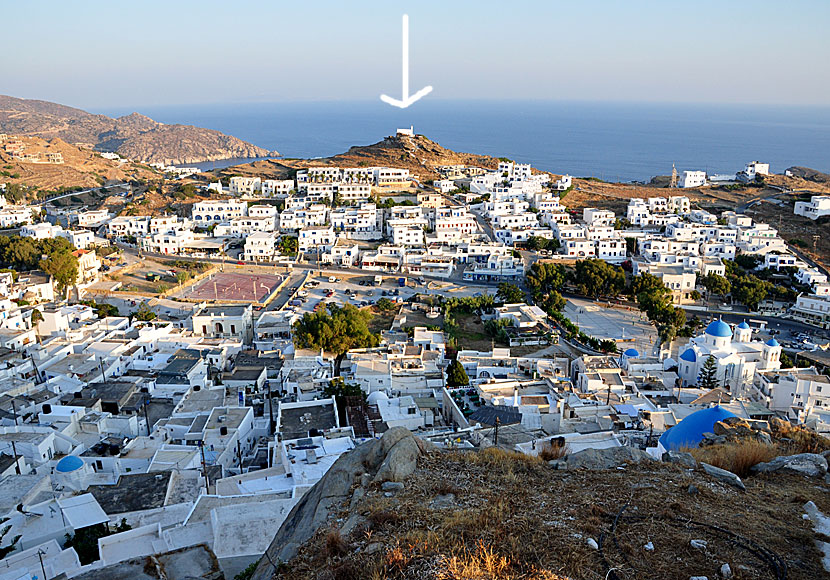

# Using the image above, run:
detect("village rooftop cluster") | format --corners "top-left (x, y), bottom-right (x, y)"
top-left (0, 130), bottom-right (827, 578)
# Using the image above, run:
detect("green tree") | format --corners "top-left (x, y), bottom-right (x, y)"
top-left (323, 378), bottom-right (366, 424)
top-left (132, 302), bottom-right (157, 322)
top-left (733, 254), bottom-right (762, 271)
top-left (175, 270), bottom-right (190, 286)
top-left (65, 519), bottom-right (131, 565)
top-left (732, 276), bottom-right (770, 311)
top-left (293, 303), bottom-right (379, 358)
top-left (445, 359), bottom-right (469, 388)
top-left (40, 251), bottom-right (78, 296)
top-left (700, 273), bottom-right (731, 297)
top-left (0, 518), bottom-right (22, 559)
top-left (496, 282), bottom-right (524, 304)
top-left (375, 297), bottom-right (396, 311)
top-left (573, 259), bottom-right (625, 298)
top-left (538, 290), bottom-right (566, 314)
top-left (697, 355), bottom-right (720, 389)
top-left (525, 262), bottom-right (566, 299)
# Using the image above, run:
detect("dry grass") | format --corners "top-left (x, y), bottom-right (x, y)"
top-left (274, 448), bottom-right (830, 580)
top-left (686, 440), bottom-right (779, 477)
top-left (538, 442), bottom-right (569, 462)
top-left (323, 528), bottom-right (348, 558)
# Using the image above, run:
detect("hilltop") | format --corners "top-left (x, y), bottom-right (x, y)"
top-left (214, 133), bottom-right (502, 183)
top-left (0, 95), bottom-right (278, 165)
top-left (251, 428), bottom-right (830, 580)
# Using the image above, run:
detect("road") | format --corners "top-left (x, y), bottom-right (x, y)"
top-left (34, 182), bottom-right (131, 206)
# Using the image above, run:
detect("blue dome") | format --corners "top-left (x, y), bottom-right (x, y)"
top-left (737, 321), bottom-right (750, 330)
top-left (659, 406), bottom-right (737, 451)
top-left (705, 319), bottom-right (733, 338)
top-left (55, 455), bottom-right (84, 473)
top-left (623, 348), bottom-right (640, 358)
top-left (765, 338), bottom-right (780, 347)
top-left (679, 348), bottom-right (697, 363)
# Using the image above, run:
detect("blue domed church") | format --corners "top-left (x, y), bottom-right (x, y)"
top-left (676, 319), bottom-right (781, 394)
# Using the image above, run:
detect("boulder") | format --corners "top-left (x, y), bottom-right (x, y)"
top-left (381, 481), bottom-right (404, 492)
top-left (701, 463), bottom-right (745, 491)
top-left (566, 446), bottom-right (655, 470)
top-left (751, 453), bottom-right (828, 478)
top-left (252, 429), bottom-right (430, 580)
top-left (662, 451), bottom-right (697, 469)
top-left (374, 436), bottom-right (421, 483)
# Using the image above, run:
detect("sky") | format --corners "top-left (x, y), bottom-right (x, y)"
top-left (3, 0), bottom-right (829, 111)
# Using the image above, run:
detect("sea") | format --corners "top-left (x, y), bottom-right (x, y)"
top-left (99, 100), bottom-right (830, 182)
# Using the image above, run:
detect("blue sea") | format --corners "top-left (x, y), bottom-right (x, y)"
top-left (99, 100), bottom-right (830, 182)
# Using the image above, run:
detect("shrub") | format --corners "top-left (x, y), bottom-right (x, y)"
top-left (538, 442), bottom-right (569, 462)
top-left (688, 441), bottom-right (777, 477)
top-left (324, 528), bottom-right (348, 558)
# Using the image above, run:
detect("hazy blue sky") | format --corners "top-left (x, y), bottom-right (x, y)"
top-left (4, 0), bottom-right (829, 110)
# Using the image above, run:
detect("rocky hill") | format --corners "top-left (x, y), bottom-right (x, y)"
top-left (0, 95), bottom-right (278, 165)
top-left (215, 133), bottom-right (503, 183)
top-left (251, 427), bottom-right (830, 580)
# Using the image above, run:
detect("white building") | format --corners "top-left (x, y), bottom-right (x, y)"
top-left (678, 171), bottom-right (707, 189)
top-left (192, 200), bottom-right (248, 227)
top-left (261, 179), bottom-right (294, 198)
top-left (298, 226), bottom-right (336, 252)
top-left (229, 177), bottom-right (262, 196)
top-left (243, 232), bottom-right (280, 262)
top-left (794, 196), bottom-right (830, 221)
top-left (740, 161), bottom-right (770, 182)
top-left (677, 320), bottom-right (782, 394)
top-left (193, 304), bottom-right (254, 343)
top-left (754, 367), bottom-right (829, 424)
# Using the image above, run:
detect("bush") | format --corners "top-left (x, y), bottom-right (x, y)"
top-left (688, 441), bottom-right (778, 478)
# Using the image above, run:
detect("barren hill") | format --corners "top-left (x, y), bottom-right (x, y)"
top-left (0, 95), bottom-right (278, 165)
top-left (0, 135), bottom-right (157, 191)
top-left (215, 133), bottom-right (503, 182)
top-left (252, 428), bottom-right (830, 580)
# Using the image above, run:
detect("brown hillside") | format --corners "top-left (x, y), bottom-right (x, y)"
top-left (0, 95), bottom-right (278, 165)
top-left (0, 136), bottom-right (157, 190)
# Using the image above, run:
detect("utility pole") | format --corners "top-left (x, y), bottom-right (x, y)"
top-left (10, 440), bottom-right (21, 474)
top-left (143, 396), bottom-right (151, 436)
top-left (37, 549), bottom-right (48, 580)
top-left (198, 440), bottom-right (210, 493)
top-left (493, 417), bottom-right (500, 446)
top-left (10, 398), bottom-right (18, 426)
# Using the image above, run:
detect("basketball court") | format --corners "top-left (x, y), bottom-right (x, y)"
top-left (177, 272), bottom-right (284, 303)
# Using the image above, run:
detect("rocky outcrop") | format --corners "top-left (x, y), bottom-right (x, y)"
top-left (251, 428), bottom-right (434, 580)
top-left (752, 453), bottom-right (828, 478)
top-left (701, 462), bottom-right (745, 490)
top-left (0, 94), bottom-right (278, 165)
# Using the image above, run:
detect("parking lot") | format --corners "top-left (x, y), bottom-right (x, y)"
top-left (283, 273), bottom-right (418, 315)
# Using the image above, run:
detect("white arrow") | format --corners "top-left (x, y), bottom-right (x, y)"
top-left (380, 14), bottom-right (433, 109)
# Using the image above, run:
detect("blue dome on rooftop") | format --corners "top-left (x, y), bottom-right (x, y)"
top-left (55, 455), bottom-right (84, 473)
top-left (659, 406), bottom-right (737, 451)
top-left (766, 338), bottom-right (780, 347)
top-left (737, 321), bottom-right (750, 330)
top-left (679, 348), bottom-right (697, 363)
top-left (705, 319), bottom-right (733, 338)
top-left (623, 348), bottom-right (640, 358)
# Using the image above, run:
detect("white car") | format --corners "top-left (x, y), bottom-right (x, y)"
top-left (328, 276), bottom-right (337, 283)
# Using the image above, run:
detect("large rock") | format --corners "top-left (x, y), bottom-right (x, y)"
top-left (701, 462), bottom-right (745, 491)
top-left (751, 453), bottom-right (828, 478)
top-left (251, 429), bottom-right (430, 580)
top-left (374, 436), bottom-right (421, 483)
top-left (662, 451), bottom-right (697, 469)
top-left (565, 446), bottom-right (655, 470)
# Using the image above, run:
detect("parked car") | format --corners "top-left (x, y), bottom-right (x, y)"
top-left (328, 276), bottom-right (337, 283)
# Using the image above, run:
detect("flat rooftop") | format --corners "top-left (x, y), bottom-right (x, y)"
top-left (87, 471), bottom-right (172, 514)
